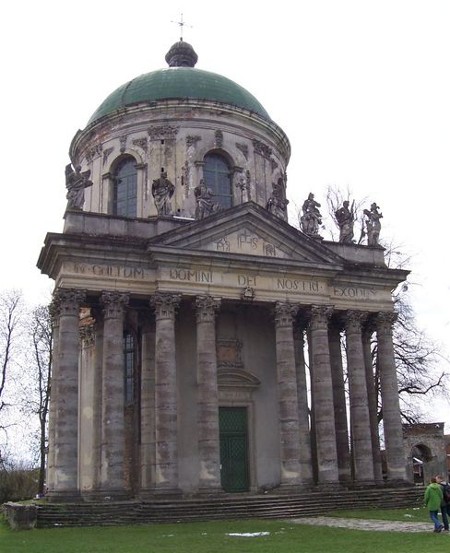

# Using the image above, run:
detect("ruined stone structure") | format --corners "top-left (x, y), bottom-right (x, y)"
top-left (38, 40), bottom-right (409, 501)
top-left (403, 423), bottom-right (447, 484)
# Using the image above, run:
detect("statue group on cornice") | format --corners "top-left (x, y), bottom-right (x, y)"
top-left (299, 191), bottom-right (383, 247)
top-left (62, 162), bottom-right (383, 245)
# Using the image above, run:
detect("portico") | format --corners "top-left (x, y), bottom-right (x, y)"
top-left (40, 203), bottom-right (408, 500)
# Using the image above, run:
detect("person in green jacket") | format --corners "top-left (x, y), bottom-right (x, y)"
top-left (425, 477), bottom-right (444, 532)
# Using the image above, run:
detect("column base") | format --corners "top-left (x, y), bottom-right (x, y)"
top-left (141, 487), bottom-right (183, 499)
top-left (196, 485), bottom-right (225, 497)
top-left (276, 482), bottom-right (315, 494)
top-left (46, 489), bottom-right (82, 503)
top-left (86, 489), bottom-right (132, 501)
top-left (80, 489), bottom-right (133, 502)
top-left (384, 478), bottom-right (413, 488)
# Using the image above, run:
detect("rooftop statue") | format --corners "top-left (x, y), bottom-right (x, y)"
top-left (363, 202), bottom-right (383, 246)
top-left (335, 200), bottom-right (355, 243)
top-left (300, 192), bottom-right (322, 236)
top-left (152, 171), bottom-right (175, 216)
top-left (65, 163), bottom-right (93, 210)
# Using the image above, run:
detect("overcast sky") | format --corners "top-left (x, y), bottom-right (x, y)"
top-left (2, 0), bottom-right (450, 426)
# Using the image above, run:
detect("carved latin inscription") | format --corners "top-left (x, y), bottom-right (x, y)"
top-left (277, 278), bottom-right (321, 293)
top-left (169, 269), bottom-right (213, 283)
top-left (73, 263), bottom-right (145, 279)
top-left (334, 286), bottom-right (376, 299)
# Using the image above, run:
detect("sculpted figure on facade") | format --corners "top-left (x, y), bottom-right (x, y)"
top-left (266, 179), bottom-right (288, 220)
top-left (300, 192), bottom-right (322, 236)
top-left (194, 179), bottom-right (218, 220)
top-left (152, 171), bottom-right (175, 216)
top-left (65, 163), bottom-right (93, 210)
top-left (364, 202), bottom-right (383, 246)
top-left (335, 200), bottom-right (355, 243)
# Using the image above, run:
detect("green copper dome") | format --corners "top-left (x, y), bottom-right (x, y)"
top-left (88, 41), bottom-right (270, 125)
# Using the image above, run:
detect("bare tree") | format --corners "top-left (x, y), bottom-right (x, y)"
top-left (382, 285), bottom-right (448, 424)
top-left (21, 305), bottom-right (52, 495)
top-left (0, 290), bottom-right (25, 425)
top-left (321, 185), bottom-right (449, 423)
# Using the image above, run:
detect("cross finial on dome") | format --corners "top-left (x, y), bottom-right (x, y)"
top-left (171, 13), bottom-right (192, 41)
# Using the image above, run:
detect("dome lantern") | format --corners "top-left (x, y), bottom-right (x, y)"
top-left (165, 39), bottom-right (198, 67)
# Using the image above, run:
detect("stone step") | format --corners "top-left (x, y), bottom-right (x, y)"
top-left (35, 486), bottom-right (425, 528)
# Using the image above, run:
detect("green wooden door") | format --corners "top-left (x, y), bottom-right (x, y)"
top-left (219, 407), bottom-right (249, 492)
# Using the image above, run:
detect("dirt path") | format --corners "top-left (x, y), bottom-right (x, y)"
top-left (289, 517), bottom-right (445, 533)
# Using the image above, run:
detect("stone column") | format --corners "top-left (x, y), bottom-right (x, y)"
top-left (50, 288), bottom-right (85, 500)
top-left (99, 291), bottom-right (129, 498)
top-left (274, 302), bottom-right (302, 488)
top-left (196, 295), bottom-right (222, 492)
top-left (293, 323), bottom-right (313, 485)
top-left (345, 310), bottom-right (375, 483)
top-left (151, 292), bottom-right (181, 495)
top-left (308, 306), bottom-right (339, 484)
top-left (328, 319), bottom-right (351, 483)
top-left (362, 321), bottom-right (383, 483)
top-left (140, 320), bottom-right (156, 494)
top-left (376, 312), bottom-right (407, 482)
top-left (46, 298), bottom-right (61, 493)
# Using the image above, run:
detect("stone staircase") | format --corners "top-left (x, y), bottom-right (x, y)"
top-left (35, 486), bottom-right (425, 528)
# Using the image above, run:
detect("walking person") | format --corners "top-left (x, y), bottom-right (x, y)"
top-left (425, 477), bottom-right (444, 532)
top-left (436, 475), bottom-right (450, 532)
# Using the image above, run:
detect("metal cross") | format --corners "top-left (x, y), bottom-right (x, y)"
top-left (171, 13), bottom-right (192, 41)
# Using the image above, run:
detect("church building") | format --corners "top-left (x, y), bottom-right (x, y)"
top-left (38, 39), bottom-right (408, 501)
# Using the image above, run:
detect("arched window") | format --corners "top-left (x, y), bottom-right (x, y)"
top-left (203, 154), bottom-right (232, 209)
top-left (123, 331), bottom-right (136, 406)
top-left (113, 157), bottom-right (137, 217)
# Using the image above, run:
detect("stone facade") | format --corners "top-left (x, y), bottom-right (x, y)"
top-left (38, 41), bottom-right (410, 501)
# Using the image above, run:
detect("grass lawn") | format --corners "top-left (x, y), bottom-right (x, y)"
top-left (1, 508), bottom-right (448, 553)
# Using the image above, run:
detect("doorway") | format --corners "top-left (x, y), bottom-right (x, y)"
top-left (219, 407), bottom-right (249, 492)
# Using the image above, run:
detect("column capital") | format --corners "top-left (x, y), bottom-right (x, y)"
top-left (344, 310), bottom-right (368, 332)
top-left (375, 311), bottom-right (398, 331)
top-left (195, 295), bottom-right (221, 323)
top-left (53, 289), bottom-right (86, 316)
top-left (80, 322), bottom-right (96, 347)
top-left (151, 292), bottom-right (181, 320)
top-left (309, 305), bottom-right (334, 330)
top-left (100, 291), bottom-right (129, 319)
top-left (49, 298), bottom-right (62, 324)
top-left (274, 302), bottom-right (299, 327)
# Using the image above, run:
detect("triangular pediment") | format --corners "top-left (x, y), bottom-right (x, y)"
top-left (148, 202), bottom-right (344, 267)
